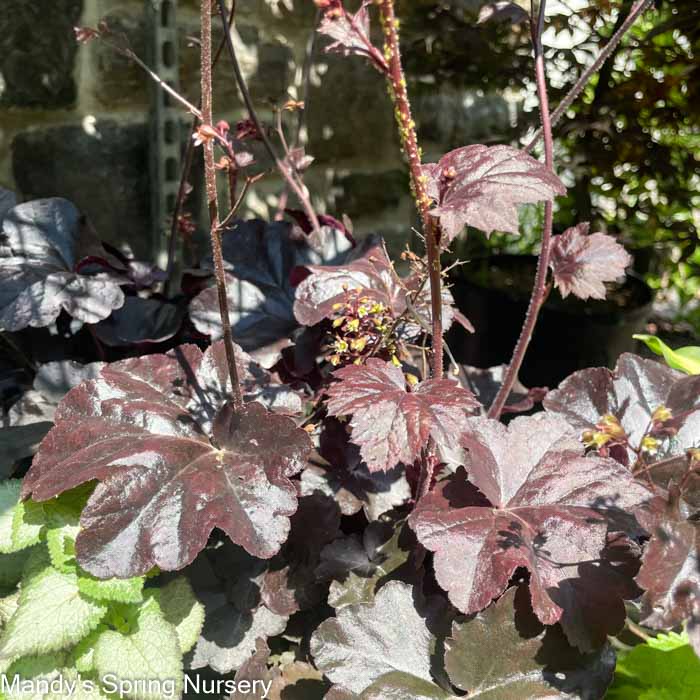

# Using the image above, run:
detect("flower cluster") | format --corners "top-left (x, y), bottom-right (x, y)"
top-left (325, 288), bottom-right (398, 367)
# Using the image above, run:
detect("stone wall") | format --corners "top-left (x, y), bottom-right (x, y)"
top-left (0, 0), bottom-right (516, 261)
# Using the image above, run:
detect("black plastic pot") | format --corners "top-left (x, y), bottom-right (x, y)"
top-left (446, 255), bottom-right (654, 389)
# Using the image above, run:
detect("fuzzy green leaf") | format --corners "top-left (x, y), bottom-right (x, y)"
top-left (155, 578), bottom-right (205, 654)
top-left (1, 654), bottom-right (65, 700)
top-left (93, 601), bottom-right (183, 700)
top-left (0, 593), bottom-right (19, 629)
top-left (77, 574), bottom-right (144, 605)
top-left (0, 566), bottom-right (107, 660)
top-left (0, 482), bottom-right (42, 554)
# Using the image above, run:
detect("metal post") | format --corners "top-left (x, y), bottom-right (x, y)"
top-left (147, 0), bottom-right (181, 269)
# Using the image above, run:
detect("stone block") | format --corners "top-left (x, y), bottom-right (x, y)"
top-left (332, 170), bottom-right (409, 219)
top-left (0, 0), bottom-right (83, 108)
top-left (12, 120), bottom-right (153, 258)
top-left (306, 55), bottom-right (400, 164)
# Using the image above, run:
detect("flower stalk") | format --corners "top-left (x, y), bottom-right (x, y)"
top-left (200, 0), bottom-right (243, 411)
top-left (378, 0), bottom-right (444, 381)
top-left (488, 0), bottom-right (554, 419)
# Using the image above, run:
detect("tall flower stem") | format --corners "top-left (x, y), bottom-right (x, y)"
top-left (214, 0), bottom-right (321, 235)
top-left (201, 0), bottom-right (243, 410)
top-left (488, 0), bottom-right (554, 420)
top-left (378, 0), bottom-right (443, 380)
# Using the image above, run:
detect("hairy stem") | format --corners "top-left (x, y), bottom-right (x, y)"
top-left (488, 0), bottom-right (554, 420)
top-left (162, 2), bottom-right (238, 295)
top-left (214, 0), bottom-right (321, 234)
top-left (525, 0), bottom-right (653, 153)
top-left (378, 0), bottom-right (443, 381)
top-left (201, 0), bottom-right (243, 410)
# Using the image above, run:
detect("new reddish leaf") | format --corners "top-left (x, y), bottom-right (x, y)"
top-left (409, 414), bottom-right (651, 643)
top-left (422, 145), bottom-right (566, 242)
top-left (293, 239), bottom-right (466, 338)
top-left (318, 2), bottom-right (388, 73)
top-left (549, 223), bottom-right (631, 300)
top-left (325, 360), bottom-right (479, 472)
top-left (22, 341), bottom-right (312, 578)
top-left (293, 239), bottom-right (400, 327)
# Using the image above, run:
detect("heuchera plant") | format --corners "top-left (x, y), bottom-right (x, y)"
top-left (0, 0), bottom-right (697, 697)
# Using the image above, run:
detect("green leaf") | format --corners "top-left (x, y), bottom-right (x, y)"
top-left (0, 482), bottom-right (42, 554)
top-left (608, 642), bottom-right (700, 699)
top-left (155, 578), bottom-right (205, 654)
top-left (93, 600), bottom-right (183, 700)
top-left (0, 566), bottom-right (107, 661)
top-left (647, 630), bottom-right (690, 651)
top-left (46, 524), bottom-right (79, 572)
top-left (77, 574), bottom-right (144, 605)
top-left (634, 334), bottom-right (700, 375)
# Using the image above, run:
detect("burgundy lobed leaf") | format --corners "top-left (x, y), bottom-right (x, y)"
top-left (292, 238), bottom-right (467, 341)
top-left (544, 353), bottom-right (700, 471)
top-left (409, 414), bottom-right (652, 644)
top-left (22, 341), bottom-right (312, 578)
top-left (636, 513), bottom-right (700, 654)
top-left (325, 359), bottom-right (479, 472)
top-left (422, 145), bottom-right (566, 243)
top-left (549, 223), bottom-right (631, 300)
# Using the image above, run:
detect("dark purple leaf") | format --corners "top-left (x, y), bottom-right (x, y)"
top-left (3, 360), bottom-right (105, 465)
top-left (260, 493), bottom-right (341, 616)
top-left (409, 414), bottom-right (651, 640)
top-left (422, 145), bottom-right (566, 242)
top-left (544, 353), bottom-right (700, 470)
top-left (0, 187), bottom-right (16, 224)
top-left (317, 522), bottom-right (414, 609)
top-left (445, 586), bottom-right (615, 699)
top-left (0, 198), bottom-right (125, 331)
top-left (92, 296), bottom-right (184, 347)
top-left (232, 639), bottom-right (280, 700)
top-left (325, 359), bottom-right (479, 472)
top-left (477, 1), bottom-right (530, 24)
top-left (191, 589), bottom-right (288, 673)
top-left (458, 363), bottom-right (547, 415)
top-left (189, 219), bottom-right (355, 368)
top-left (300, 419), bottom-right (411, 519)
top-left (22, 341), bottom-right (312, 578)
top-left (636, 514), bottom-right (700, 653)
top-left (549, 223), bottom-right (631, 300)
